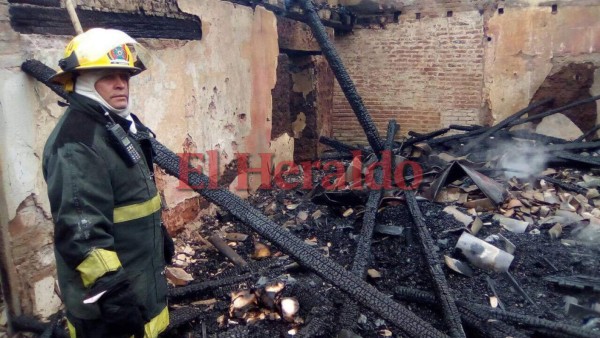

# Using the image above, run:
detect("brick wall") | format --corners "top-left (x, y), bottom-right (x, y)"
top-left (332, 10), bottom-right (485, 145)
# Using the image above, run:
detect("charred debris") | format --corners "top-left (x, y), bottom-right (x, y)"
top-left (17, 0), bottom-right (600, 336)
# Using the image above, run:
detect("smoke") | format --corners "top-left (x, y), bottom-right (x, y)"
top-left (496, 141), bottom-right (549, 179)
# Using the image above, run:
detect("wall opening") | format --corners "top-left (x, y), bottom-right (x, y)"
top-left (530, 62), bottom-right (599, 139)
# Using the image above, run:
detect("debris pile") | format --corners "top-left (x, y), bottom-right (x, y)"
top-left (221, 280), bottom-right (301, 331)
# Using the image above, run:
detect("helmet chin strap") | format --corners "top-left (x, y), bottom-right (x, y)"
top-left (75, 70), bottom-right (131, 118)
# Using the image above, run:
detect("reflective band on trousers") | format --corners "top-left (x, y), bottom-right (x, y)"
top-left (113, 193), bottom-right (161, 223)
top-left (67, 306), bottom-right (169, 338)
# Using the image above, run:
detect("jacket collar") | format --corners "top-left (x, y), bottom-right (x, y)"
top-left (67, 93), bottom-right (144, 133)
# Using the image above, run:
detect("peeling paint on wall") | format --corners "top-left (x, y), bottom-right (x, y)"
top-left (484, 4), bottom-right (600, 122)
top-left (292, 112), bottom-right (307, 138)
top-left (7, 194), bottom-right (60, 318)
top-left (292, 68), bottom-right (315, 99)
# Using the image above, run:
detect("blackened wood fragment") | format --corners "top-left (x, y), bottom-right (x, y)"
top-left (405, 190), bottom-right (466, 338)
top-left (545, 140), bottom-right (600, 152)
top-left (338, 121), bottom-right (396, 331)
top-left (575, 124), bottom-right (600, 142)
top-left (319, 136), bottom-right (360, 153)
top-left (460, 98), bottom-right (553, 154)
top-left (9, 5), bottom-right (201, 40)
top-left (449, 124), bottom-right (482, 132)
top-left (510, 94), bottom-right (600, 127)
top-left (208, 234), bottom-right (249, 268)
top-left (298, 0), bottom-right (384, 152)
top-left (403, 128), bottom-right (451, 149)
top-left (540, 176), bottom-right (588, 195)
top-left (552, 151), bottom-right (600, 166)
top-left (394, 287), bottom-right (599, 338)
top-left (8, 0), bottom-right (59, 6)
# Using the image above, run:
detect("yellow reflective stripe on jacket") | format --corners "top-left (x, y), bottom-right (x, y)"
top-left (67, 319), bottom-right (76, 338)
top-left (142, 306), bottom-right (170, 337)
top-left (76, 248), bottom-right (122, 287)
top-left (66, 307), bottom-right (169, 338)
top-left (113, 194), bottom-right (161, 223)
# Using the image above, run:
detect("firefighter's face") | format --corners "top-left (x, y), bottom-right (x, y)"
top-left (94, 71), bottom-right (130, 109)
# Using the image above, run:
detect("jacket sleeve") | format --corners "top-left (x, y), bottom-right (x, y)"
top-left (45, 141), bottom-right (123, 287)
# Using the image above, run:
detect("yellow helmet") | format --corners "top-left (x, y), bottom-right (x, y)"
top-left (50, 28), bottom-right (145, 91)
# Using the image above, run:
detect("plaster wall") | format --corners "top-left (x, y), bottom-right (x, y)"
top-left (0, 0), bottom-right (282, 319)
top-left (484, 3), bottom-right (600, 123)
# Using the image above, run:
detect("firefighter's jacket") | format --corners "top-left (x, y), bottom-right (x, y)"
top-left (42, 93), bottom-right (169, 336)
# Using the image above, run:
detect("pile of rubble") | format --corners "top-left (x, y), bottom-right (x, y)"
top-left (158, 107), bottom-right (600, 337)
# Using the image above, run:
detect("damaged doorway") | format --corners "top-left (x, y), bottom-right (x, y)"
top-left (531, 62), bottom-right (600, 140)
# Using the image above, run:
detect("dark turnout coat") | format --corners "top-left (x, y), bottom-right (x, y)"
top-left (42, 93), bottom-right (168, 337)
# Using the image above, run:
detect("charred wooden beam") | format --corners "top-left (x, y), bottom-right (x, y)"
top-left (552, 151), bottom-right (600, 166)
top-left (429, 97), bottom-right (588, 147)
top-left (351, 121), bottom-right (396, 279)
top-left (11, 315), bottom-right (68, 338)
top-left (394, 287), bottom-right (599, 338)
top-left (319, 136), bottom-right (361, 154)
top-left (460, 98), bottom-right (553, 154)
top-left (276, 6), bottom-right (353, 33)
top-left (338, 121), bottom-right (397, 331)
top-left (540, 176), bottom-right (588, 195)
top-left (402, 127), bottom-right (451, 149)
top-left (297, 309), bottom-right (331, 338)
top-left (9, 3), bottom-right (201, 40)
top-left (208, 234), bottom-right (249, 268)
top-left (297, 0), bottom-right (384, 152)
top-left (509, 94), bottom-right (600, 127)
top-left (21, 59), bottom-right (68, 102)
top-left (575, 124), bottom-right (600, 142)
top-left (165, 307), bottom-right (204, 332)
top-left (426, 127), bottom-right (488, 146)
top-left (545, 140), bottom-right (600, 152)
top-left (458, 302), bottom-right (529, 338)
top-left (223, 0), bottom-right (353, 32)
top-left (509, 130), bottom-right (569, 144)
top-left (169, 258), bottom-right (291, 300)
top-left (8, 0), bottom-right (60, 6)
top-left (169, 272), bottom-right (255, 301)
top-left (24, 59), bottom-right (448, 338)
top-left (449, 125), bottom-right (483, 132)
top-left (405, 190), bottom-right (465, 338)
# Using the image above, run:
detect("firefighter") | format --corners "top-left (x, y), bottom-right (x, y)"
top-left (43, 28), bottom-right (173, 338)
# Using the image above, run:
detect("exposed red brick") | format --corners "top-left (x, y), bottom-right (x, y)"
top-left (332, 11), bottom-right (484, 145)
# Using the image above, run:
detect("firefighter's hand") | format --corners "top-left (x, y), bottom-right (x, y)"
top-left (98, 280), bottom-right (146, 338)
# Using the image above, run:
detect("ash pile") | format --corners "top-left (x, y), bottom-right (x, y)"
top-left (160, 97), bottom-right (600, 338)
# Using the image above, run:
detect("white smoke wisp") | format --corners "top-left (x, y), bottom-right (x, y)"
top-left (496, 141), bottom-right (549, 179)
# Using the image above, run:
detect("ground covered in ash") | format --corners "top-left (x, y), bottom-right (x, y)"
top-left (163, 183), bottom-right (600, 338)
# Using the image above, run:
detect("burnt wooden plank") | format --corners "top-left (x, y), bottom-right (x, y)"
top-left (8, 0), bottom-right (60, 7)
top-left (9, 5), bottom-right (202, 40)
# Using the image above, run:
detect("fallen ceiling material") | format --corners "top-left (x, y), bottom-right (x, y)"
top-left (17, 0), bottom-right (600, 336)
